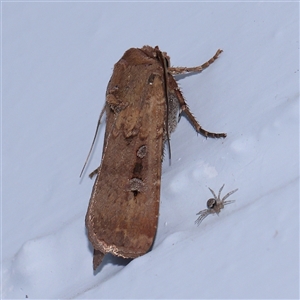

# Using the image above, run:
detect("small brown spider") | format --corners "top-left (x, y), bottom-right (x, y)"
top-left (195, 184), bottom-right (238, 225)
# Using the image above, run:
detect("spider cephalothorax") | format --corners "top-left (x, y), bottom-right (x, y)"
top-left (195, 184), bottom-right (238, 225)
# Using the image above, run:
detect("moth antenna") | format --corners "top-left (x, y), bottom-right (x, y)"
top-left (156, 47), bottom-right (172, 163)
top-left (80, 105), bottom-right (106, 177)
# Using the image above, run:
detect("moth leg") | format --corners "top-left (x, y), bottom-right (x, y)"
top-left (89, 167), bottom-right (99, 179)
top-left (168, 49), bottom-right (223, 75)
top-left (174, 88), bottom-right (226, 138)
top-left (93, 249), bottom-right (105, 270)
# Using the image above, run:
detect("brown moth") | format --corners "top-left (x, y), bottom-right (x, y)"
top-left (85, 45), bottom-right (226, 270)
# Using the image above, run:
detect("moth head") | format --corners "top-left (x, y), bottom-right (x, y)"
top-left (141, 45), bottom-right (161, 60)
top-left (152, 46), bottom-right (170, 68)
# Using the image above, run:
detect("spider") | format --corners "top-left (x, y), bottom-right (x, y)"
top-left (195, 184), bottom-right (238, 226)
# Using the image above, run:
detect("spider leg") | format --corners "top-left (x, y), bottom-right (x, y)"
top-left (208, 187), bottom-right (217, 199)
top-left (222, 188), bottom-right (238, 201)
top-left (196, 208), bottom-right (207, 215)
top-left (224, 200), bottom-right (235, 205)
top-left (218, 184), bottom-right (225, 200)
top-left (195, 209), bottom-right (211, 225)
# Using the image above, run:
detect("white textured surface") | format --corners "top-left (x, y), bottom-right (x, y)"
top-left (2, 2), bottom-right (299, 299)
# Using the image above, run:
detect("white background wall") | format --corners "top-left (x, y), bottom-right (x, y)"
top-left (2, 1), bottom-right (299, 298)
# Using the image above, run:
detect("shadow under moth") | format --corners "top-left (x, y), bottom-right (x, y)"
top-left (84, 45), bottom-right (226, 270)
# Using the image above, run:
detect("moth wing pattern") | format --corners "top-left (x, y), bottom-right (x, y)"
top-left (85, 48), bottom-right (167, 264)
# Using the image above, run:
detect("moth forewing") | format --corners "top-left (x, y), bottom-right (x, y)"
top-left (85, 47), bottom-right (167, 269)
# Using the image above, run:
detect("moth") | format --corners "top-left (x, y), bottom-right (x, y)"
top-left (85, 45), bottom-right (226, 270)
top-left (195, 184), bottom-right (238, 225)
